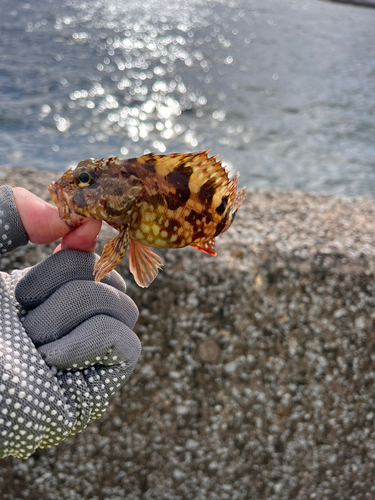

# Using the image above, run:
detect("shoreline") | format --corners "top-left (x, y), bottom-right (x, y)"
top-left (1, 167), bottom-right (375, 499)
top-left (327, 0), bottom-right (375, 8)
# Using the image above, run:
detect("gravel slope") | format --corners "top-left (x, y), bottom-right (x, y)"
top-left (0, 167), bottom-right (375, 500)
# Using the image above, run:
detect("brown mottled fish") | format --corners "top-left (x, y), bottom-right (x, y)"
top-left (48, 151), bottom-right (247, 287)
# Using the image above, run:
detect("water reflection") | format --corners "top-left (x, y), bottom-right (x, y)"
top-left (38, 0), bottom-right (239, 156)
top-left (1, 0), bottom-right (375, 197)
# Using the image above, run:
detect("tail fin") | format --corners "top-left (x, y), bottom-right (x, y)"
top-left (233, 186), bottom-right (247, 213)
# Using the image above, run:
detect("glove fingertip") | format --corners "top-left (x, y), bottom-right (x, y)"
top-left (15, 250), bottom-right (127, 308)
top-left (37, 315), bottom-right (141, 371)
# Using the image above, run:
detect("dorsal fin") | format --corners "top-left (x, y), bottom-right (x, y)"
top-left (138, 151), bottom-right (245, 219)
top-left (139, 151), bottom-right (229, 186)
top-left (187, 151), bottom-right (230, 193)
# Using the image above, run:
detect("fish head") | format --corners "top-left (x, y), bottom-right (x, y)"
top-left (48, 157), bottom-right (143, 227)
top-left (48, 159), bottom-right (103, 227)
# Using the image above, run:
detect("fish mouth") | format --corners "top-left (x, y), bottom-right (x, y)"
top-left (48, 182), bottom-right (85, 228)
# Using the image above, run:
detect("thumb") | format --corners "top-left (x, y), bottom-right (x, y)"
top-left (54, 218), bottom-right (102, 253)
top-left (12, 187), bottom-right (70, 244)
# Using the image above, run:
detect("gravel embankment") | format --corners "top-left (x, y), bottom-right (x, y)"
top-left (0, 167), bottom-right (375, 500)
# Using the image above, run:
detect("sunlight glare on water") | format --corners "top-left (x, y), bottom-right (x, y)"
top-left (33, 0), bottom-right (241, 164)
top-left (1, 0), bottom-right (375, 197)
top-left (49, 0), bottom-right (217, 152)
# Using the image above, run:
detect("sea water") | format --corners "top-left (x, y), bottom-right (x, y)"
top-left (0, 0), bottom-right (374, 197)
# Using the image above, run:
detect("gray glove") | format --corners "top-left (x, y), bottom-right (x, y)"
top-left (0, 252), bottom-right (140, 460)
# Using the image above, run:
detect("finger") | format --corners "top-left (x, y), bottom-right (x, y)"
top-left (12, 187), bottom-right (70, 244)
top-left (15, 250), bottom-right (129, 309)
top-left (55, 218), bottom-right (102, 253)
top-left (22, 281), bottom-right (138, 346)
top-left (37, 315), bottom-right (141, 371)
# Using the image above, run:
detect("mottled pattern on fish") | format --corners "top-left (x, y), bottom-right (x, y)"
top-left (48, 151), bottom-right (247, 287)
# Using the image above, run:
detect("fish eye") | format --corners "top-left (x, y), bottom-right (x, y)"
top-left (79, 172), bottom-right (90, 184)
top-left (74, 169), bottom-right (94, 187)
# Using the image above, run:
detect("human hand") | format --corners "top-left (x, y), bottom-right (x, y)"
top-left (12, 187), bottom-right (102, 253)
top-left (0, 186), bottom-right (141, 458)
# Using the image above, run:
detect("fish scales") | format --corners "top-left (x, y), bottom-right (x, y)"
top-left (48, 151), bottom-right (247, 287)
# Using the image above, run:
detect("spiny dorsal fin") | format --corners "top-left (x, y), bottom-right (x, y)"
top-left (189, 151), bottom-right (230, 192)
top-left (139, 151), bottom-right (229, 186)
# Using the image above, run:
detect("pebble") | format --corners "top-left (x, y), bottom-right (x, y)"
top-left (198, 339), bottom-right (220, 363)
top-left (173, 469), bottom-right (185, 481)
top-left (224, 361), bottom-right (238, 373)
top-left (185, 439), bottom-right (199, 451)
top-left (355, 316), bottom-right (366, 329)
top-left (176, 405), bottom-right (189, 416)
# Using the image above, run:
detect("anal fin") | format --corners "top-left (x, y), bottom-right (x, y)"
top-left (94, 225), bottom-right (129, 282)
top-left (191, 238), bottom-right (217, 256)
top-left (129, 239), bottom-right (163, 288)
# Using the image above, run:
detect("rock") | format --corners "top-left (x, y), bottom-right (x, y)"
top-left (334, 308), bottom-right (347, 318)
top-left (176, 405), bottom-right (189, 416)
top-left (288, 337), bottom-right (299, 356)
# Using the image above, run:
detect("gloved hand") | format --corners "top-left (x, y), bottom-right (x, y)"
top-left (0, 250), bottom-right (141, 459)
top-left (16, 249), bottom-right (140, 371)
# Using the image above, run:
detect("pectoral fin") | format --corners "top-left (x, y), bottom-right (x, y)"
top-left (94, 225), bottom-right (129, 282)
top-left (129, 239), bottom-right (163, 288)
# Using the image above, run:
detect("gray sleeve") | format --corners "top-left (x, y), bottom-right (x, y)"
top-left (0, 185), bottom-right (28, 255)
top-left (0, 271), bottom-right (74, 458)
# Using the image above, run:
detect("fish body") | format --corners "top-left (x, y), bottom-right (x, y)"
top-left (48, 151), bottom-right (247, 287)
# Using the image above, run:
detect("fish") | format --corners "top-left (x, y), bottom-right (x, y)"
top-left (48, 151), bottom-right (247, 287)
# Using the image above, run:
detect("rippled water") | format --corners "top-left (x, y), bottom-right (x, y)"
top-left (1, 0), bottom-right (375, 197)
